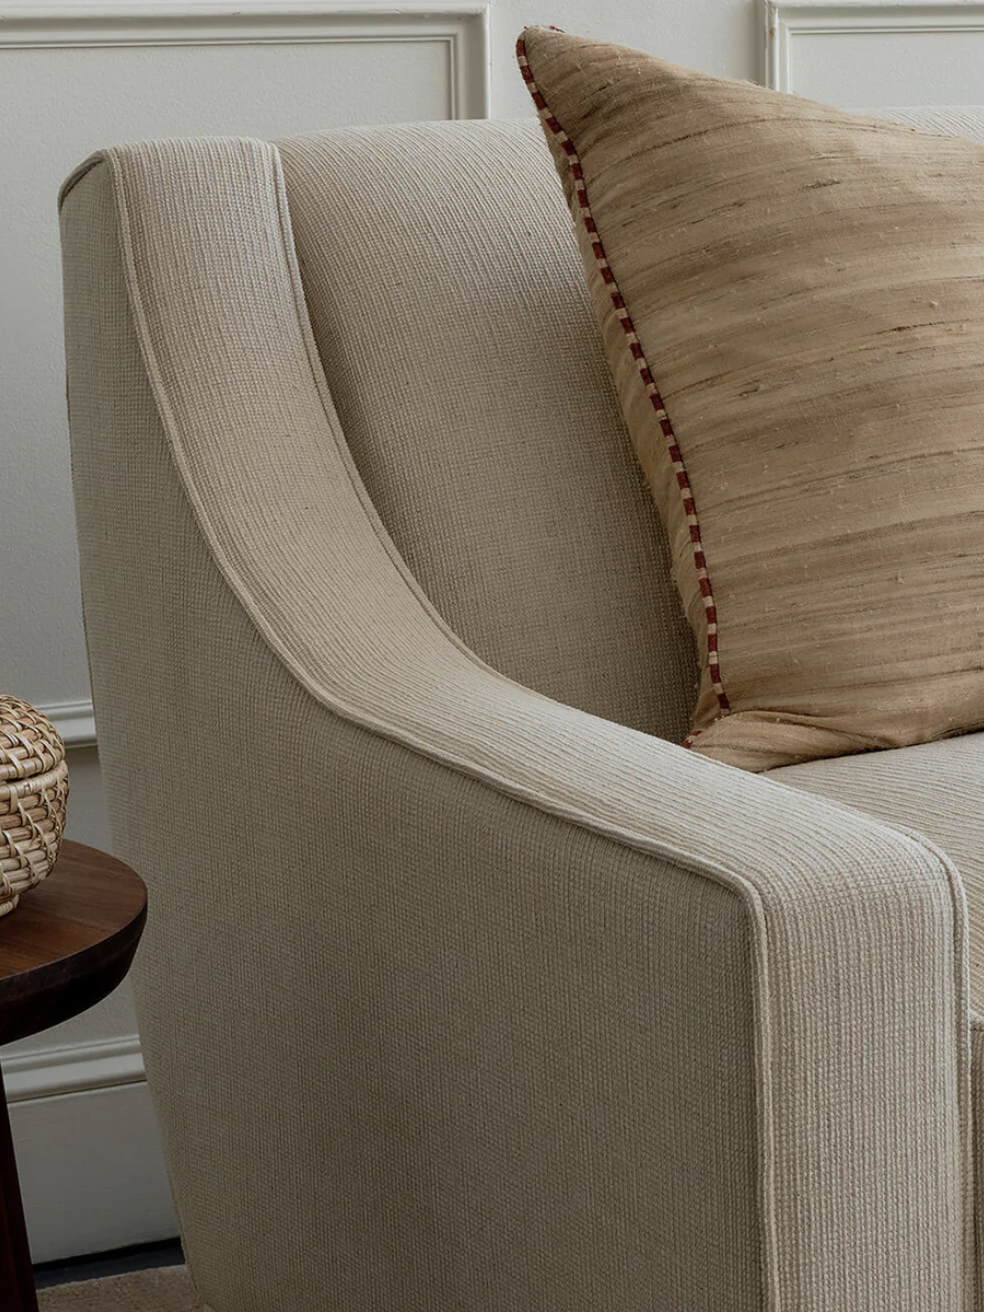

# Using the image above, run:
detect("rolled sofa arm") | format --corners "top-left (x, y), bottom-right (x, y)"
top-left (60, 138), bottom-right (971, 1312)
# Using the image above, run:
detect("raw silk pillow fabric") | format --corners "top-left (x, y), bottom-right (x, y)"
top-left (518, 25), bottom-right (984, 771)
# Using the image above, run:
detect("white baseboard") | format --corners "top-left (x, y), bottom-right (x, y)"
top-left (3, 1037), bottom-right (178, 1263)
top-left (2, 1034), bottom-right (143, 1102)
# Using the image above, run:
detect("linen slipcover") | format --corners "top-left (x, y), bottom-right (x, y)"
top-left (275, 121), bottom-right (698, 743)
top-left (59, 111), bottom-right (981, 1310)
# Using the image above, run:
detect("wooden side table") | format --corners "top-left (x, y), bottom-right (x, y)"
top-left (0, 840), bottom-right (147, 1312)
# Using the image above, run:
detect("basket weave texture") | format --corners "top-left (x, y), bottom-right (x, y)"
top-left (0, 696), bottom-right (69, 917)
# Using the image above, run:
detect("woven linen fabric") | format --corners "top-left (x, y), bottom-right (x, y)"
top-left (773, 723), bottom-right (984, 1301)
top-left (974, 1019), bottom-right (984, 1302)
top-left (773, 730), bottom-right (984, 998)
top-left (38, 1268), bottom-right (204, 1311)
top-left (60, 130), bottom-right (971, 1309)
top-left (276, 122), bottom-right (697, 743)
top-left (519, 26), bottom-right (984, 771)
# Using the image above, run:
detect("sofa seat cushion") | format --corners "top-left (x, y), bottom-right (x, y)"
top-left (772, 733), bottom-right (984, 1007)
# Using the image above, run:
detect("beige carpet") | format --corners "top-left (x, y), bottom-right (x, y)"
top-left (38, 1266), bottom-right (203, 1310)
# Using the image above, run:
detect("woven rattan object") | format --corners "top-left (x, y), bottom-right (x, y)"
top-left (0, 696), bottom-right (69, 917)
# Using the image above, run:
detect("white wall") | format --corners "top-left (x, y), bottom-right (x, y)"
top-left (2, 0), bottom-right (981, 1263)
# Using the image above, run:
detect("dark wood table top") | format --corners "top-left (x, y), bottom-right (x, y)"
top-left (0, 841), bottom-right (147, 1046)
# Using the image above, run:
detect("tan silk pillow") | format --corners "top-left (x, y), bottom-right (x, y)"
top-left (517, 25), bottom-right (984, 771)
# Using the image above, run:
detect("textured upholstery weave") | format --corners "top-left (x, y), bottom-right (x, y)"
top-left (520, 27), bottom-right (984, 770)
top-left (276, 122), bottom-right (698, 741)
top-left (60, 121), bottom-right (974, 1309)
top-left (773, 727), bottom-right (984, 1307)
top-left (974, 1019), bottom-right (984, 1302)
top-left (774, 733), bottom-right (984, 1005)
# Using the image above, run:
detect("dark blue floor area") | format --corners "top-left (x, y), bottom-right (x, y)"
top-left (33, 1237), bottom-right (184, 1289)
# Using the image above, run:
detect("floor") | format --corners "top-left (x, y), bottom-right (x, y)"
top-left (34, 1239), bottom-right (185, 1290)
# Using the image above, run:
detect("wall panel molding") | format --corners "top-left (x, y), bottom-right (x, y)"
top-left (0, 0), bottom-right (490, 116)
top-left (4, 0), bottom-right (489, 754)
top-left (35, 699), bottom-right (97, 750)
top-left (765, 2), bottom-right (984, 97)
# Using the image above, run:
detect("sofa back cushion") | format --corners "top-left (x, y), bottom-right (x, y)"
top-left (276, 120), bottom-right (698, 740)
top-left (520, 26), bottom-right (984, 770)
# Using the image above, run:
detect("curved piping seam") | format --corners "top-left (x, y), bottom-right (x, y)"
top-left (87, 140), bottom-right (768, 888)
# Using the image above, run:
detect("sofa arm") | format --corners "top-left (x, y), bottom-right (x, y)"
top-left (61, 137), bottom-right (971, 1312)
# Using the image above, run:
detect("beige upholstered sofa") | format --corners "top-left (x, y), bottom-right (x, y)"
top-left (60, 110), bottom-right (984, 1311)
